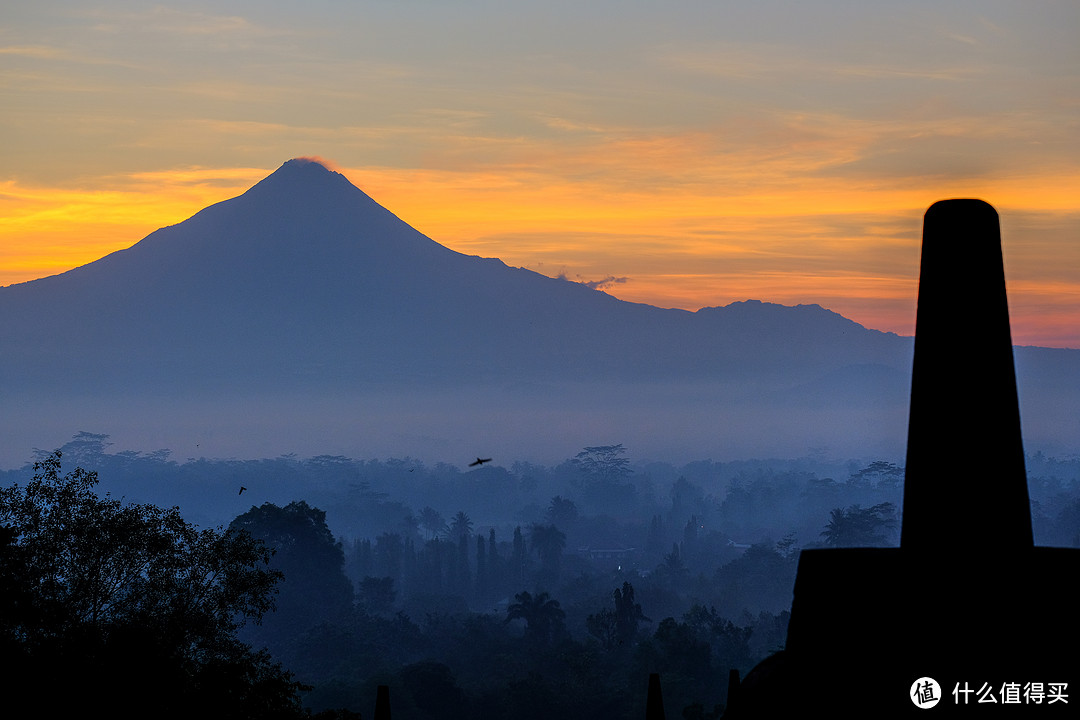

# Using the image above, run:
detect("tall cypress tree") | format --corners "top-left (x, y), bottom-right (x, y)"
top-left (512, 526), bottom-right (527, 587)
top-left (476, 533), bottom-right (487, 602)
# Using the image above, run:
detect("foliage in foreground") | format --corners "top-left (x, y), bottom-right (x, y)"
top-left (0, 452), bottom-right (308, 719)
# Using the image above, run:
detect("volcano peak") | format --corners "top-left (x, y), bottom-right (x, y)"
top-left (243, 156), bottom-right (350, 195)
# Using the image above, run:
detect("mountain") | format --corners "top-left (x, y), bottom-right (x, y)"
top-left (1, 159), bottom-right (902, 390)
top-left (1, 159), bottom-right (1075, 465)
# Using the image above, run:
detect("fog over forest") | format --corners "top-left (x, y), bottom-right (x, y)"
top-left (4, 163), bottom-right (1079, 716)
top-left (4, 431), bottom-right (1079, 717)
top-left (4, 160), bottom-right (1080, 471)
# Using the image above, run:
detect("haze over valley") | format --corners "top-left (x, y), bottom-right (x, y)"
top-left (5, 3), bottom-right (1079, 715)
top-left (3, 159), bottom-right (1078, 470)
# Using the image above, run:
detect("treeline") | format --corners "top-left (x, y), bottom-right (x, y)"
top-left (5, 433), bottom-right (1079, 553)
top-left (4, 434), bottom-right (1080, 717)
top-left (222, 498), bottom-right (793, 717)
top-left (0, 454), bottom-right (310, 719)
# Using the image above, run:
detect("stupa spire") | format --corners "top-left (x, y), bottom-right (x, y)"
top-left (901, 199), bottom-right (1032, 551)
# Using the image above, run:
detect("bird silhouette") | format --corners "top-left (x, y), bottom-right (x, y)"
top-left (238, 486), bottom-right (247, 495)
top-left (469, 457), bottom-right (492, 467)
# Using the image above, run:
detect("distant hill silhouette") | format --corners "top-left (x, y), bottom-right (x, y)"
top-left (1, 159), bottom-right (1075, 464)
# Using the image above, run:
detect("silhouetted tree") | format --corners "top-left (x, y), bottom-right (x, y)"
top-left (588, 581), bottom-right (649, 651)
top-left (446, 510), bottom-right (473, 542)
top-left (345, 537), bottom-right (374, 581)
top-left (484, 527), bottom-right (502, 596)
top-left (656, 543), bottom-right (689, 591)
top-left (681, 514), bottom-right (703, 564)
top-left (713, 542), bottom-right (798, 617)
top-left (420, 506), bottom-right (444, 539)
top-left (648, 617), bottom-right (713, 680)
top-left (547, 496), bottom-right (578, 528)
top-left (585, 607), bottom-right (619, 649)
top-left (455, 532), bottom-right (471, 595)
top-left (571, 444), bottom-right (636, 509)
top-left (682, 604), bottom-right (754, 673)
top-left (413, 537), bottom-right (446, 596)
top-left (613, 581), bottom-right (649, 645)
top-left (230, 500), bottom-right (355, 641)
top-left (475, 534), bottom-right (487, 601)
top-left (776, 532), bottom-right (799, 561)
top-left (373, 532), bottom-right (405, 584)
top-left (528, 523), bottom-right (566, 586)
top-left (512, 526), bottom-right (527, 586)
top-left (645, 514), bottom-right (665, 558)
top-left (0, 452), bottom-right (305, 719)
top-left (571, 444), bottom-right (631, 485)
top-left (505, 590), bottom-right (566, 645)
top-left (820, 503), bottom-right (897, 547)
top-left (399, 512), bottom-right (421, 539)
top-left (849, 461), bottom-right (904, 489)
top-left (670, 476), bottom-right (710, 524)
top-left (36, 430), bottom-right (112, 465)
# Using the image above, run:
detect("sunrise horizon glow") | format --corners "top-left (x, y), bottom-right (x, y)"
top-left (3, 2), bottom-right (1077, 347)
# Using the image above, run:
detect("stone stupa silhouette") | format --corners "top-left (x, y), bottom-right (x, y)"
top-left (726, 200), bottom-right (1077, 717)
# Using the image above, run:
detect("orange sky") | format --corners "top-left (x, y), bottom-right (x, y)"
top-left (4, 159), bottom-right (1078, 346)
top-left (2, 2), bottom-right (1078, 347)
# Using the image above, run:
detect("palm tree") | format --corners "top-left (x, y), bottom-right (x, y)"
top-left (546, 496), bottom-right (578, 528)
top-left (445, 511), bottom-right (473, 542)
top-left (419, 507), bottom-right (444, 540)
top-left (505, 590), bottom-right (566, 645)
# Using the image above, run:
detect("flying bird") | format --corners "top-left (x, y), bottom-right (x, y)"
top-left (238, 486), bottom-right (247, 495)
top-left (469, 457), bottom-right (492, 467)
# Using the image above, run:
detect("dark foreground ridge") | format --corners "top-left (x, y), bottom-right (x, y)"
top-left (726, 200), bottom-right (1079, 717)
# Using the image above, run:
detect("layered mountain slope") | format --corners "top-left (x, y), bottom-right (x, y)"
top-left (1, 159), bottom-right (907, 392)
top-left (2, 159), bottom-right (1074, 463)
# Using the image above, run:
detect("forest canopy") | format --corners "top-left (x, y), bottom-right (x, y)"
top-left (0, 452), bottom-right (307, 719)
top-left (4, 436), bottom-right (1080, 717)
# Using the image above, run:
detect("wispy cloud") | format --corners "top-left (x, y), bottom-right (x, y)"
top-left (0, 45), bottom-right (66, 58)
top-left (83, 7), bottom-right (294, 42)
top-left (557, 273), bottom-right (629, 291)
top-left (3, 2), bottom-right (1079, 345)
top-left (656, 43), bottom-right (976, 84)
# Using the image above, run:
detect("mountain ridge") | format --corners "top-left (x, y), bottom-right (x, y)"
top-left (1, 158), bottom-right (1075, 465)
top-left (0, 159), bottom-right (905, 388)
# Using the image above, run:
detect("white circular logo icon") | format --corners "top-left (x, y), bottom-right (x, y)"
top-left (911, 677), bottom-right (942, 709)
